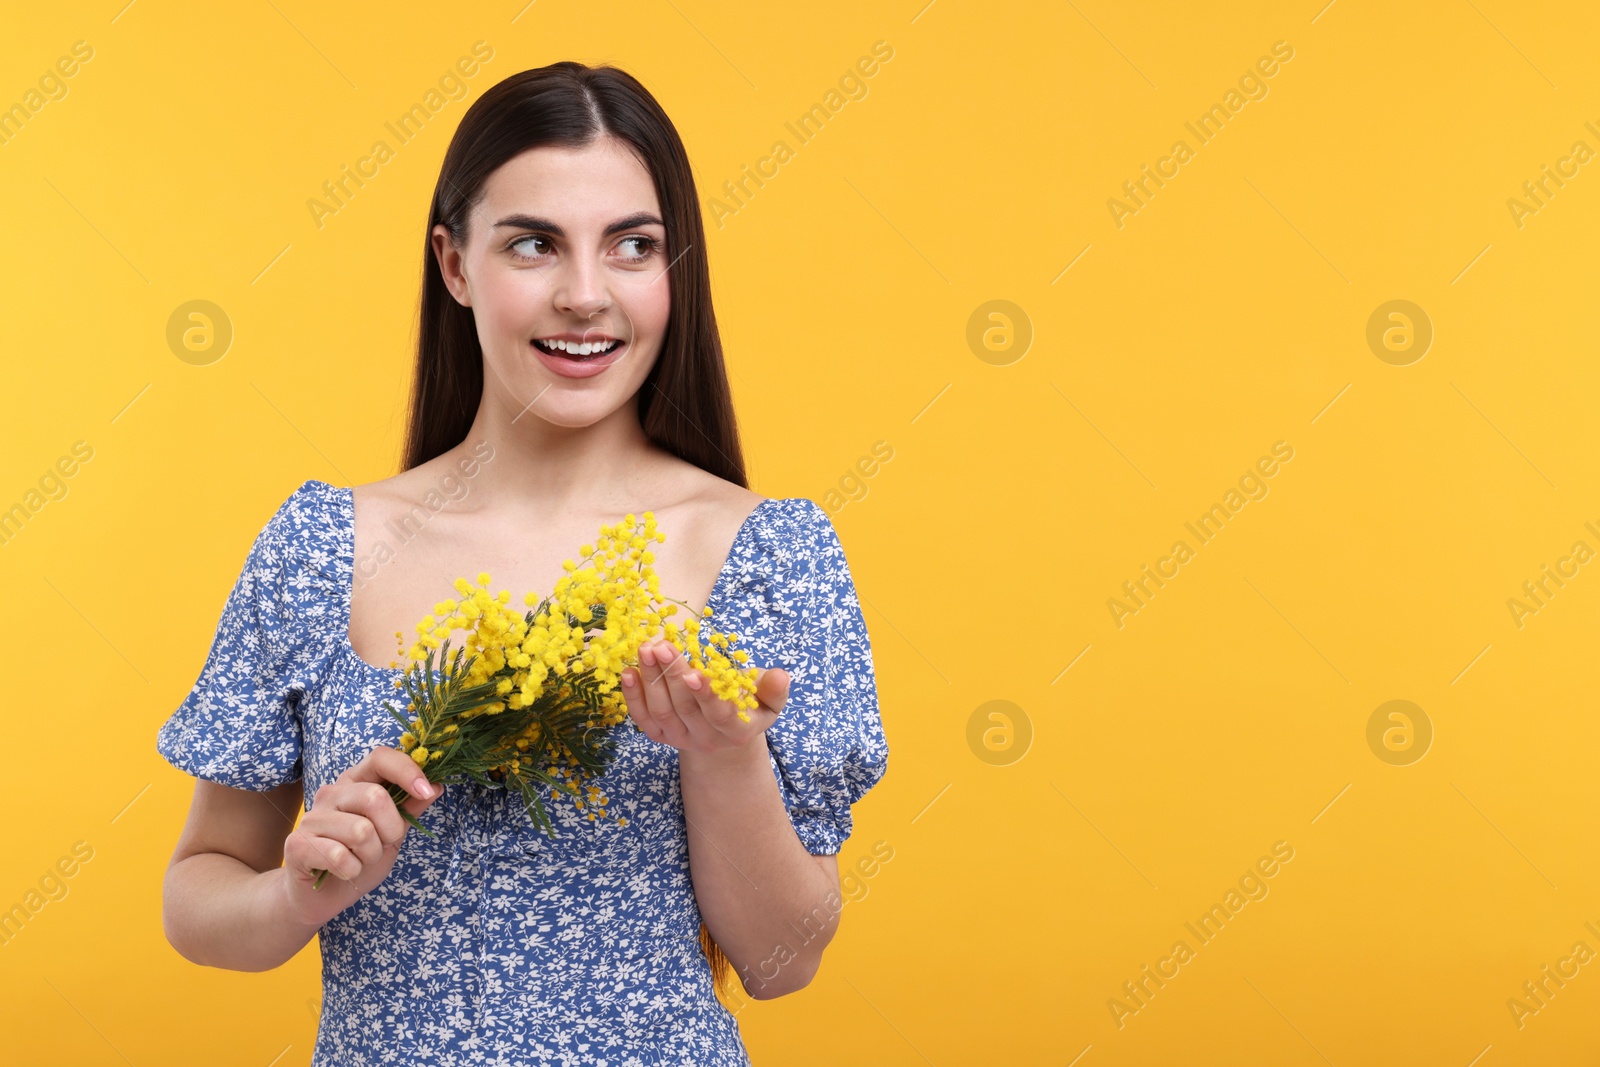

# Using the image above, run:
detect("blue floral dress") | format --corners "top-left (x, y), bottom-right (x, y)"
top-left (156, 479), bottom-right (889, 1066)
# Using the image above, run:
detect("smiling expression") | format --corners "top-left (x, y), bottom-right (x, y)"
top-left (430, 135), bottom-right (672, 425)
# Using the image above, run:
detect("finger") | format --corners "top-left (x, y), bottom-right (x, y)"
top-left (652, 643), bottom-right (723, 748)
top-left (621, 668), bottom-right (648, 732)
top-left (684, 664), bottom-right (745, 733)
top-left (755, 667), bottom-right (791, 720)
top-left (633, 643), bottom-right (690, 747)
top-left (284, 825), bottom-right (347, 882)
top-left (338, 745), bottom-right (442, 808)
top-left (312, 809), bottom-right (389, 870)
top-left (626, 687), bottom-right (661, 743)
top-left (322, 781), bottom-right (409, 847)
top-left (288, 827), bottom-right (360, 884)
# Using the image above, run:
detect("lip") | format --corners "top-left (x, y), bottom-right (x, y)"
top-left (534, 331), bottom-right (621, 343)
top-left (532, 338), bottom-right (627, 379)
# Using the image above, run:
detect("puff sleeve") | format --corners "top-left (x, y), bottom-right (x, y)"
top-left (760, 500), bottom-right (890, 855)
top-left (156, 480), bottom-right (341, 792)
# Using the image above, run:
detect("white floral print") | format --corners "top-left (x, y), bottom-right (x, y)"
top-left (156, 479), bottom-right (889, 1065)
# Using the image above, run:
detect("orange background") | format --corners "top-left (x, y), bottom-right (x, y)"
top-left (3, 1), bottom-right (1600, 1064)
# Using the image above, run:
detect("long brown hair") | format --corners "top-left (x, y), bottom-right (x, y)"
top-left (402, 60), bottom-right (747, 488)
top-left (400, 61), bottom-right (746, 997)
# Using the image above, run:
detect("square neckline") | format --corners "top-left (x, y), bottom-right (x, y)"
top-left (316, 480), bottom-right (778, 677)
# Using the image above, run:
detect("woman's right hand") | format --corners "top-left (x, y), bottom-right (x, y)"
top-left (280, 745), bottom-right (442, 929)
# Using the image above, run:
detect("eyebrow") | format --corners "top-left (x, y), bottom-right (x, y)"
top-left (491, 212), bottom-right (665, 237)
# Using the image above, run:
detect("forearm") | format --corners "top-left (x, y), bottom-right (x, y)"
top-left (679, 738), bottom-right (838, 998)
top-left (163, 855), bottom-right (320, 972)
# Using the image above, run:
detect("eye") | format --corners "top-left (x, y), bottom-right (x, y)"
top-left (507, 234), bottom-right (552, 262)
top-left (505, 233), bottom-right (661, 266)
top-left (617, 235), bottom-right (659, 264)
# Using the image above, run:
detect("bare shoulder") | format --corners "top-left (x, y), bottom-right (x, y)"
top-left (349, 452), bottom-right (480, 512)
top-left (600, 456), bottom-right (767, 613)
top-left (347, 450), bottom-right (498, 546)
top-left (662, 458), bottom-right (767, 530)
top-left (644, 459), bottom-right (769, 592)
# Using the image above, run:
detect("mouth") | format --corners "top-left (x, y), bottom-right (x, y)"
top-left (531, 337), bottom-right (624, 360)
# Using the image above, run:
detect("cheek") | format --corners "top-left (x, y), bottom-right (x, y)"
top-left (624, 276), bottom-right (671, 337)
top-left (479, 274), bottom-right (540, 334)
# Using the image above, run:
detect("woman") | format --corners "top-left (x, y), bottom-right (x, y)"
top-left (156, 61), bottom-right (890, 1065)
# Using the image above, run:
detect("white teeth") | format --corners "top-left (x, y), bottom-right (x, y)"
top-left (536, 338), bottom-right (619, 356)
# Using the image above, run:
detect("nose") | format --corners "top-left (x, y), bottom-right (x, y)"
top-left (552, 249), bottom-right (611, 322)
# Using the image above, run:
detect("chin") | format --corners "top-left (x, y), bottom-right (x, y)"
top-left (517, 390), bottom-right (634, 428)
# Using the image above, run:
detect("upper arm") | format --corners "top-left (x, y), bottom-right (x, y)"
top-left (759, 500), bottom-right (890, 856)
top-left (168, 777), bottom-right (304, 876)
top-left (814, 852), bottom-right (840, 899)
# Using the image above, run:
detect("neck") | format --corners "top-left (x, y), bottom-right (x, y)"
top-left (445, 385), bottom-right (668, 519)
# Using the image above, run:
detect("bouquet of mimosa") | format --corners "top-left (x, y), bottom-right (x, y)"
top-left (312, 509), bottom-right (761, 889)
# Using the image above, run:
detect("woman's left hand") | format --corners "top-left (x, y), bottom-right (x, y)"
top-left (621, 638), bottom-right (785, 753)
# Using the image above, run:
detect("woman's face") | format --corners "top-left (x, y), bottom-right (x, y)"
top-left (431, 135), bottom-right (671, 428)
